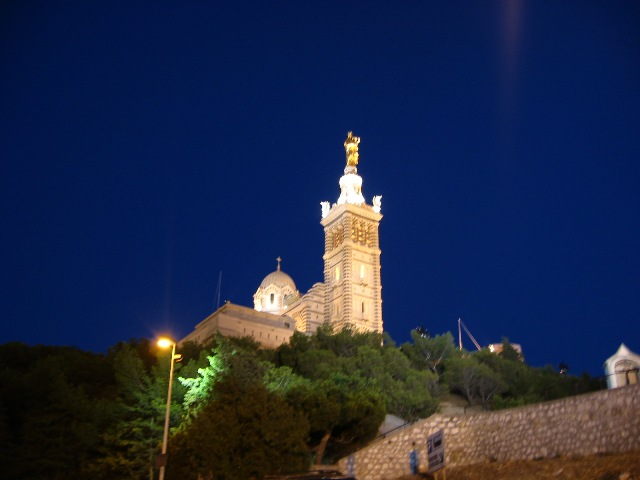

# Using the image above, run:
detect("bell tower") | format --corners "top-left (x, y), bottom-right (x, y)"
top-left (320, 132), bottom-right (383, 333)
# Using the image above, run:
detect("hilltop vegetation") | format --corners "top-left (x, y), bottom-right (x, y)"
top-left (0, 327), bottom-right (600, 479)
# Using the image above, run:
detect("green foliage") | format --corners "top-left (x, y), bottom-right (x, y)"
top-left (400, 331), bottom-right (457, 377)
top-left (179, 336), bottom-right (267, 416)
top-left (284, 373), bottom-right (385, 464)
top-left (447, 346), bottom-right (602, 410)
top-left (0, 326), bottom-right (605, 479)
top-left (178, 339), bottom-right (213, 364)
top-left (263, 365), bottom-right (310, 394)
top-left (499, 337), bottom-right (523, 362)
top-left (397, 330), bottom-right (601, 411)
top-left (180, 351), bottom-right (227, 414)
top-left (269, 327), bottom-right (441, 461)
top-left (168, 378), bottom-right (310, 480)
top-left (296, 348), bottom-right (341, 380)
top-left (88, 341), bottom-right (169, 480)
top-left (276, 327), bottom-right (438, 422)
top-left (491, 394), bottom-right (528, 410)
top-left (443, 354), bottom-right (507, 409)
top-left (108, 337), bottom-right (158, 373)
top-left (177, 331), bottom-right (391, 465)
top-left (0, 343), bottom-right (117, 479)
top-left (354, 346), bottom-right (438, 420)
top-left (310, 324), bottom-right (384, 357)
top-left (473, 348), bottom-right (533, 399)
top-left (272, 331), bottom-right (311, 371)
top-left (20, 368), bottom-right (113, 478)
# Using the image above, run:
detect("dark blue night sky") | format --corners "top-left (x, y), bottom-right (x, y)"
top-left (1, 1), bottom-right (639, 376)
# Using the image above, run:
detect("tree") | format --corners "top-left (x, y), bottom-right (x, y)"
top-left (354, 346), bottom-right (438, 420)
top-left (168, 378), bottom-right (310, 480)
top-left (443, 355), bottom-right (506, 409)
top-left (278, 327), bottom-right (438, 426)
top-left (285, 373), bottom-right (385, 464)
top-left (263, 365), bottom-right (310, 394)
top-left (89, 342), bottom-right (171, 480)
top-left (20, 368), bottom-right (113, 478)
top-left (0, 344), bottom-right (116, 479)
top-left (499, 337), bottom-right (523, 362)
top-left (310, 324), bottom-right (384, 357)
top-left (474, 348), bottom-right (534, 401)
top-left (401, 331), bottom-right (457, 378)
top-left (296, 348), bottom-right (341, 380)
top-left (472, 364), bottom-right (508, 409)
top-left (179, 336), bottom-right (267, 416)
top-left (180, 350), bottom-right (227, 415)
top-left (273, 331), bottom-right (312, 371)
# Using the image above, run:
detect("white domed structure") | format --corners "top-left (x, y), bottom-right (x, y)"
top-left (604, 343), bottom-right (640, 389)
top-left (254, 257), bottom-right (300, 314)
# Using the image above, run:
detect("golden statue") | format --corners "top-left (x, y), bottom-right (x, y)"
top-left (344, 131), bottom-right (360, 167)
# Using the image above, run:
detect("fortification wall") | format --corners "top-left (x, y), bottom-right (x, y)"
top-left (338, 384), bottom-right (640, 480)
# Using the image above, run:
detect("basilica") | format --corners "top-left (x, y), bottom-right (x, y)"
top-left (180, 132), bottom-right (384, 348)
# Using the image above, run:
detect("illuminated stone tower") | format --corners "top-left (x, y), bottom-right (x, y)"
top-left (320, 132), bottom-right (383, 333)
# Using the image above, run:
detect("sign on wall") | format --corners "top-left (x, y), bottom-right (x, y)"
top-left (427, 428), bottom-right (445, 474)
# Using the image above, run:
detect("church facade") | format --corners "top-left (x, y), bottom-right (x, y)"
top-left (180, 132), bottom-right (383, 348)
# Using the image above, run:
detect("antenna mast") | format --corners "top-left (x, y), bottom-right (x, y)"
top-left (213, 271), bottom-right (222, 312)
top-left (458, 318), bottom-right (482, 351)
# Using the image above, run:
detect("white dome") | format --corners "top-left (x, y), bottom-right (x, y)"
top-left (254, 259), bottom-right (299, 313)
top-left (259, 269), bottom-right (296, 291)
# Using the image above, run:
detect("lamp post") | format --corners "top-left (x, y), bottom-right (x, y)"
top-left (157, 337), bottom-right (181, 480)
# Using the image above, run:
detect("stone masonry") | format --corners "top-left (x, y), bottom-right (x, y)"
top-left (338, 384), bottom-right (640, 480)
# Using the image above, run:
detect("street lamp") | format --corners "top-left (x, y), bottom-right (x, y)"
top-left (157, 337), bottom-right (182, 480)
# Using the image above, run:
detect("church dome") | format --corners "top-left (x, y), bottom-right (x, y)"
top-left (260, 269), bottom-right (297, 291)
top-left (254, 257), bottom-right (299, 314)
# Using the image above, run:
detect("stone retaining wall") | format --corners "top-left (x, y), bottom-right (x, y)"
top-left (338, 384), bottom-right (640, 480)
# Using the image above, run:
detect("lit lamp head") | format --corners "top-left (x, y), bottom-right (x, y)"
top-left (157, 337), bottom-right (174, 349)
top-left (157, 337), bottom-right (182, 362)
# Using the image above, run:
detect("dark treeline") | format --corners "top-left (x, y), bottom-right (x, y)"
top-left (0, 327), bottom-right (600, 479)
